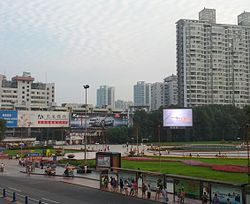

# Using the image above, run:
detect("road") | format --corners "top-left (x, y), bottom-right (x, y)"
top-left (0, 175), bottom-right (157, 204)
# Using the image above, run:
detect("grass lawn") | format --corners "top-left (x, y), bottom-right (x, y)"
top-left (148, 155), bottom-right (247, 165)
top-left (121, 158), bottom-right (247, 184)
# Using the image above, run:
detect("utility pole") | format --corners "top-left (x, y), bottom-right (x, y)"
top-left (83, 85), bottom-right (90, 165)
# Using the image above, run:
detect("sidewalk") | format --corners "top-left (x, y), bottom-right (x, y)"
top-left (1, 159), bottom-right (202, 204)
top-left (27, 166), bottom-right (202, 204)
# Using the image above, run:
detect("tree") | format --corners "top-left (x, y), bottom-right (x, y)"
top-left (0, 118), bottom-right (6, 142)
top-left (106, 127), bottom-right (130, 144)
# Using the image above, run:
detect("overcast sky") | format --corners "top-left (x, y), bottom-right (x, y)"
top-left (0, 0), bottom-right (249, 105)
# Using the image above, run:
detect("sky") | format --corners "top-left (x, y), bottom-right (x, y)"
top-left (0, 0), bottom-right (249, 105)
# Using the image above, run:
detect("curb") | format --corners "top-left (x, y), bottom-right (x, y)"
top-left (19, 171), bottom-right (100, 181)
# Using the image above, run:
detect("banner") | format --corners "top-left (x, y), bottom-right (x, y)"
top-left (97, 155), bottom-right (111, 167)
top-left (0, 110), bottom-right (18, 127)
top-left (71, 112), bottom-right (131, 128)
top-left (18, 111), bottom-right (69, 128)
top-left (211, 184), bottom-right (242, 204)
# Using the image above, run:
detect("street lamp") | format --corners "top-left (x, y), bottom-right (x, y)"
top-left (158, 124), bottom-right (162, 172)
top-left (83, 84), bottom-right (90, 165)
top-left (245, 123), bottom-right (250, 184)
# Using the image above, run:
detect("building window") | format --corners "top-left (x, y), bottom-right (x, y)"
top-left (22, 96), bottom-right (25, 99)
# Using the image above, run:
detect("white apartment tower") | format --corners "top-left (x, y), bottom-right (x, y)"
top-left (164, 74), bottom-right (178, 106)
top-left (96, 85), bottom-right (115, 109)
top-left (0, 72), bottom-right (55, 110)
top-left (151, 82), bottom-right (164, 110)
top-left (176, 9), bottom-right (250, 108)
top-left (133, 81), bottom-right (151, 108)
top-left (115, 100), bottom-right (133, 111)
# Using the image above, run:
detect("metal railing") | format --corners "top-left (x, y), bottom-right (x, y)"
top-left (0, 187), bottom-right (48, 204)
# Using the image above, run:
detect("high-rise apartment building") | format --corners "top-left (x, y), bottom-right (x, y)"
top-left (176, 8), bottom-right (250, 108)
top-left (115, 100), bottom-right (133, 111)
top-left (0, 72), bottom-right (55, 110)
top-left (151, 82), bottom-right (164, 110)
top-left (96, 85), bottom-right (115, 109)
top-left (164, 74), bottom-right (178, 106)
top-left (133, 81), bottom-right (151, 108)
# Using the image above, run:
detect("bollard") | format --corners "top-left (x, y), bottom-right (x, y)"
top-left (3, 189), bottom-right (6, 197)
top-left (25, 196), bottom-right (28, 204)
top-left (39, 200), bottom-right (42, 204)
top-left (12, 192), bottom-right (16, 202)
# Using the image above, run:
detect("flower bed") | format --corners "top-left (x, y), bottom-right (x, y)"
top-left (211, 164), bottom-right (248, 173)
top-left (123, 157), bottom-right (180, 162)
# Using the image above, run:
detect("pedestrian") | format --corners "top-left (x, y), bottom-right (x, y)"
top-left (133, 180), bottom-right (138, 196)
top-left (129, 179), bottom-right (135, 196)
top-left (201, 192), bottom-right (208, 204)
top-left (0, 162), bottom-right (5, 172)
top-left (124, 180), bottom-right (129, 196)
top-left (179, 188), bottom-right (185, 204)
top-left (119, 178), bottom-right (124, 194)
top-left (147, 184), bottom-right (151, 199)
top-left (104, 176), bottom-right (109, 190)
top-left (212, 193), bottom-right (220, 204)
top-left (161, 187), bottom-right (169, 203)
top-left (142, 182), bottom-right (147, 199)
top-left (226, 198), bottom-right (232, 204)
top-left (155, 178), bottom-right (163, 200)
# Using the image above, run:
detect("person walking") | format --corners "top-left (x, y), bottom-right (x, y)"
top-left (201, 192), bottom-right (208, 204)
top-left (161, 187), bottom-right (169, 203)
top-left (212, 193), bottom-right (220, 204)
top-left (226, 198), bottom-right (232, 204)
top-left (147, 184), bottom-right (151, 200)
top-left (119, 178), bottom-right (124, 194)
top-left (141, 182), bottom-right (147, 199)
top-left (124, 180), bottom-right (129, 196)
top-left (179, 188), bottom-right (185, 204)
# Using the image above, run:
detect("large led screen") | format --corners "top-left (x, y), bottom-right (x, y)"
top-left (163, 109), bottom-right (193, 127)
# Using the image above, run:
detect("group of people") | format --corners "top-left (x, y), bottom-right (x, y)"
top-left (101, 176), bottom-right (169, 203)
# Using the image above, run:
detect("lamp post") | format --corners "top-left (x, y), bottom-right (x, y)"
top-left (245, 123), bottom-right (250, 184)
top-left (158, 124), bottom-right (161, 172)
top-left (83, 84), bottom-right (89, 165)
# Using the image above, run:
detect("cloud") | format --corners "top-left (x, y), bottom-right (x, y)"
top-left (0, 0), bottom-right (248, 104)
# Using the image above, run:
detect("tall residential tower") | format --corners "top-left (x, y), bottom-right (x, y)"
top-left (176, 9), bottom-right (250, 108)
top-left (133, 81), bottom-right (151, 108)
top-left (96, 85), bottom-right (115, 109)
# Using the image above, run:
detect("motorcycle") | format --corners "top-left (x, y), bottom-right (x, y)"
top-left (45, 167), bottom-right (56, 176)
top-left (63, 168), bottom-right (74, 177)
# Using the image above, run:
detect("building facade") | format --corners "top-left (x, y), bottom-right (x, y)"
top-left (96, 85), bottom-right (115, 109)
top-left (151, 82), bottom-right (164, 110)
top-left (176, 8), bottom-right (250, 108)
top-left (114, 100), bottom-right (133, 111)
top-left (0, 72), bottom-right (55, 110)
top-left (133, 81), bottom-right (151, 108)
top-left (164, 74), bottom-right (178, 107)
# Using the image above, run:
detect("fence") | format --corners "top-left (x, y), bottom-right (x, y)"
top-left (98, 167), bottom-right (249, 204)
top-left (0, 187), bottom-right (48, 204)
